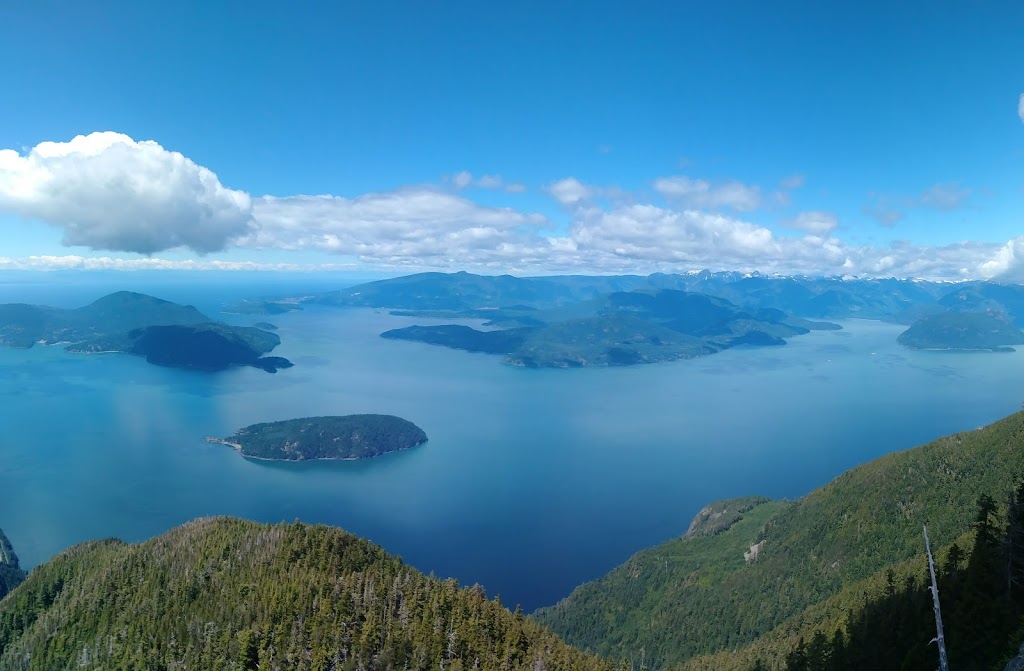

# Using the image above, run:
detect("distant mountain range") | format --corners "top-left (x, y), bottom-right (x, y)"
top-left (237, 271), bottom-right (1024, 360)
top-left (0, 292), bottom-right (292, 372)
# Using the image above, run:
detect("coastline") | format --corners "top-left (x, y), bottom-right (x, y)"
top-left (204, 437), bottom-right (426, 462)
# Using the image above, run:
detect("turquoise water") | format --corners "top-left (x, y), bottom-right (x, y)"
top-left (2, 286), bottom-right (1024, 611)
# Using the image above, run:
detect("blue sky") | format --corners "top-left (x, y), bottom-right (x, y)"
top-left (1, 1), bottom-right (1022, 278)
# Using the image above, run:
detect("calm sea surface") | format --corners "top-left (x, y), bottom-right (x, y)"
top-left (2, 279), bottom-right (1023, 611)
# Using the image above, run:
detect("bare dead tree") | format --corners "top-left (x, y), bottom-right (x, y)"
top-left (924, 525), bottom-right (950, 671)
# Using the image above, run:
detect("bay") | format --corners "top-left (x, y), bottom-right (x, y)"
top-left (1, 281), bottom-right (1023, 611)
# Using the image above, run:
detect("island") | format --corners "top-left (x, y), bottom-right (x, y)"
top-left (208, 414), bottom-right (428, 461)
top-left (897, 311), bottom-right (1024, 352)
top-left (0, 292), bottom-right (293, 373)
top-left (382, 289), bottom-right (840, 368)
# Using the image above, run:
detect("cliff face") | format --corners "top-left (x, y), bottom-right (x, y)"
top-left (0, 528), bottom-right (26, 599)
top-left (1005, 643), bottom-right (1024, 671)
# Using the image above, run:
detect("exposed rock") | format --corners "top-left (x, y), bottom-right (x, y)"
top-left (744, 540), bottom-right (766, 563)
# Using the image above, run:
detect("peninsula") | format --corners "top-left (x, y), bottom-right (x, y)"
top-left (897, 311), bottom-right (1024, 352)
top-left (0, 292), bottom-right (293, 372)
top-left (209, 414), bottom-right (428, 461)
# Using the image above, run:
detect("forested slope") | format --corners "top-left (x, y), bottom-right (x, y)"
top-left (536, 411), bottom-right (1024, 669)
top-left (0, 518), bottom-right (612, 671)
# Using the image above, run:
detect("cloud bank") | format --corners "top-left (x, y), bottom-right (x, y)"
top-left (0, 132), bottom-right (252, 253)
top-left (2, 132), bottom-right (1023, 282)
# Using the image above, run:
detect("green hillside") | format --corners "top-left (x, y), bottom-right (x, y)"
top-left (0, 292), bottom-right (291, 372)
top-left (221, 414), bottom-right (428, 460)
top-left (897, 311), bottom-right (1024, 351)
top-left (535, 410), bottom-right (1024, 669)
top-left (0, 518), bottom-right (612, 671)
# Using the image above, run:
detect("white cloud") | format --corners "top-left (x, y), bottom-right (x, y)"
top-left (1019, 93), bottom-right (1024, 124)
top-left (784, 211), bottom-right (839, 235)
top-left (3, 131), bottom-right (1022, 282)
top-left (979, 236), bottom-right (1024, 280)
top-left (0, 132), bottom-right (252, 254)
top-left (652, 176), bottom-right (762, 211)
top-left (448, 171), bottom-right (525, 193)
top-left (547, 177), bottom-right (592, 206)
top-left (0, 255), bottom-right (358, 272)
top-left (242, 189), bottom-right (549, 266)
top-left (452, 171), bottom-right (474, 189)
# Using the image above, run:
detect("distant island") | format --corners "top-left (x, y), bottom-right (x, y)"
top-left (383, 290), bottom-right (841, 368)
top-left (0, 292), bottom-right (293, 372)
top-left (209, 414), bottom-right (428, 461)
top-left (897, 311), bottom-right (1024, 352)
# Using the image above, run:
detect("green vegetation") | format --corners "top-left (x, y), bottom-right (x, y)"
top-left (0, 529), bottom-right (25, 601)
top-left (219, 415), bottom-right (427, 461)
top-left (0, 292), bottom-right (292, 372)
top-left (897, 312), bottom-right (1024, 351)
top-left (0, 517), bottom-right (613, 671)
top-left (381, 290), bottom-right (838, 368)
top-left (536, 410), bottom-right (1024, 670)
top-left (754, 487), bottom-right (1024, 671)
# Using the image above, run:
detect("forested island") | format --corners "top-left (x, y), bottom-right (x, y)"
top-left (211, 414), bottom-right (427, 461)
top-left (897, 312), bottom-right (1024, 352)
top-left (0, 292), bottom-right (292, 372)
top-left (383, 290), bottom-right (839, 368)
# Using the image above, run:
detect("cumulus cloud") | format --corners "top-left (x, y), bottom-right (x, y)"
top-left (547, 177), bottom-right (593, 206)
top-left (784, 211), bottom-right (839, 235)
top-left (4, 131), bottom-right (1022, 282)
top-left (242, 189), bottom-right (549, 266)
top-left (979, 236), bottom-right (1024, 281)
top-left (0, 132), bottom-right (252, 254)
top-left (652, 176), bottom-right (762, 211)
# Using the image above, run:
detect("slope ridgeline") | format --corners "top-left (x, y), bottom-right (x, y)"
top-left (0, 517), bottom-right (612, 671)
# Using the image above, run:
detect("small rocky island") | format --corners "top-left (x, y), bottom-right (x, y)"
top-left (208, 415), bottom-right (428, 461)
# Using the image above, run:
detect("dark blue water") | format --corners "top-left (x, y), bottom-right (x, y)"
top-left (1, 280), bottom-right (1023, 611)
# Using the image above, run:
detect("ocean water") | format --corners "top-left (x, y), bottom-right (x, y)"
top-left (2, 282), bottom-right (1024, 611)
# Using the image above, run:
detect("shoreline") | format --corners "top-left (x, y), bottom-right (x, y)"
top-left (204, 437), bottom-right (426, 462)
